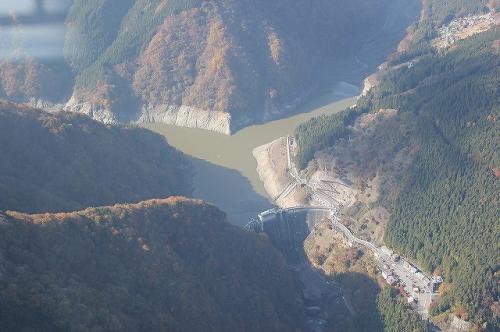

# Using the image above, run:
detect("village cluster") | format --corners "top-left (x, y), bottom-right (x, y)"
top-left (436, 13), bottom-right (498, 48)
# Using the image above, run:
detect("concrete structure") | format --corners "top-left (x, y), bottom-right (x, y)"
top-left (247, 206), bottom-right (349, 331)
top-left (248, 205), bottom-right (437, 320)
top-left (250, 207), bottom-right (330, 257)
top-left (251, 126), bottom-right (442, 321)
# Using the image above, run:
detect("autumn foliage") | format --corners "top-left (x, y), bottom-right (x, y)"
top-left (0, 198), bottom-right (304, 331)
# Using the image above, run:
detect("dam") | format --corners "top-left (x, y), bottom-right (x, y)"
top-left (247, 207), bottom-right (351, 331)
top-left (247, 207), bottom-right (332, 261)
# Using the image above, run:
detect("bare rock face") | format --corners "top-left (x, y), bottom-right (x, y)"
top-left (63, 0), bottom-right (417, 133)
top-left (1, 0), bottom-right (420, 134)
top-left (64, 95), bottom-right (118, 124)
top-left (138, 104), bottom-right (232, 135)
top-left (361, 73), bottom-right (379, 96)
top-left (65, 94), bottom-right (233, 134)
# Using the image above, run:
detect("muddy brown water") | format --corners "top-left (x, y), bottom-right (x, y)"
top-left (144, 83), bottom-right (358, 226)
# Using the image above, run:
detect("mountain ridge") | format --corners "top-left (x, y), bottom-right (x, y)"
top-left (0, 0), bottom-right (420, 133)
top-left (0, 197), bottom-right (305, 331)
top-left (0, 100), bottom-right (193, 213)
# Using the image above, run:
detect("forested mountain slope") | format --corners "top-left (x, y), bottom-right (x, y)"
top-left (64, 0), bottom-right (416, 132)
top-left (368, 30), bottom-right (499, 329)
top-left (0, 0), bottom-right (419, 133)
top-left (0, 101), bottom-right (193, 213)
top-left (0, 197), bottom-right (304, 331)
top-left (294, 26), bottom-right (499, 330)
top-left (389, 0), bottom-right (495, 62)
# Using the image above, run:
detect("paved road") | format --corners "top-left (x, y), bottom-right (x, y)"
top-left (262, 206), bottom-right (433, 318)
top-left (277, 137), bottom-right (435, 317)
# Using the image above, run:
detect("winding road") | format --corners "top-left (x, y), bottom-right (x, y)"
top-left (248, 135), bottom-right (436, 319)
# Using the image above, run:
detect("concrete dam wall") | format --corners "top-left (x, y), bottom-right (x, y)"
top-left (248, 207), bottom-right (331, 257)
top-left (248, 207), bottom-right (350, 331)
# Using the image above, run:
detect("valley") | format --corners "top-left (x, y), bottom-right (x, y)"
top-left (144, 83), bottom-right (358, 225)
top-left (147, 78), bottom-right (438, 330)
top-left (0, 0), bottom-right (497, 331)
top-left (251, 125), bottom-right (436, 323)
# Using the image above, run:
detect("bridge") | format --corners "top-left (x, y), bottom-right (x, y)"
top-left (0, 0), bottom-right (69, 26)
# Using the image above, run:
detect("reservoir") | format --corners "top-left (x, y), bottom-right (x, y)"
top-left (144, 82), bottom-right (358, 226)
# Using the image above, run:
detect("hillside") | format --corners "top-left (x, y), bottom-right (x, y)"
top-left (64, 0), bottom-right (417, 132)
top-left (0, 101), bottom-right (193, 213)
top-left (0, 57), bottom-right (73, 106)
top-left (304, 218), bottom-right (431, 332)
top-left (388, 0), bottom-right (497, 62)
top-left (1, 0), bottom-right (419, 133)
top-left (293, 25), bottom-right (499, 330)
top-left (367, 30), bottom-right (499, 330)
top-left (0, 197), bottom-right (304, 331)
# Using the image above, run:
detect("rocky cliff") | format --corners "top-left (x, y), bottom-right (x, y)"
top-left (0, 0), bottom-right (420, 133)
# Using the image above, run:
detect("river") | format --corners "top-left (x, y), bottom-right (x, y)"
top-left (144, 82), bottom-right (358, 226)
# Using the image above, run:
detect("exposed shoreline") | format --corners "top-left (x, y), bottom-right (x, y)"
top-left (252, 137), bottom-right (306, 208)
